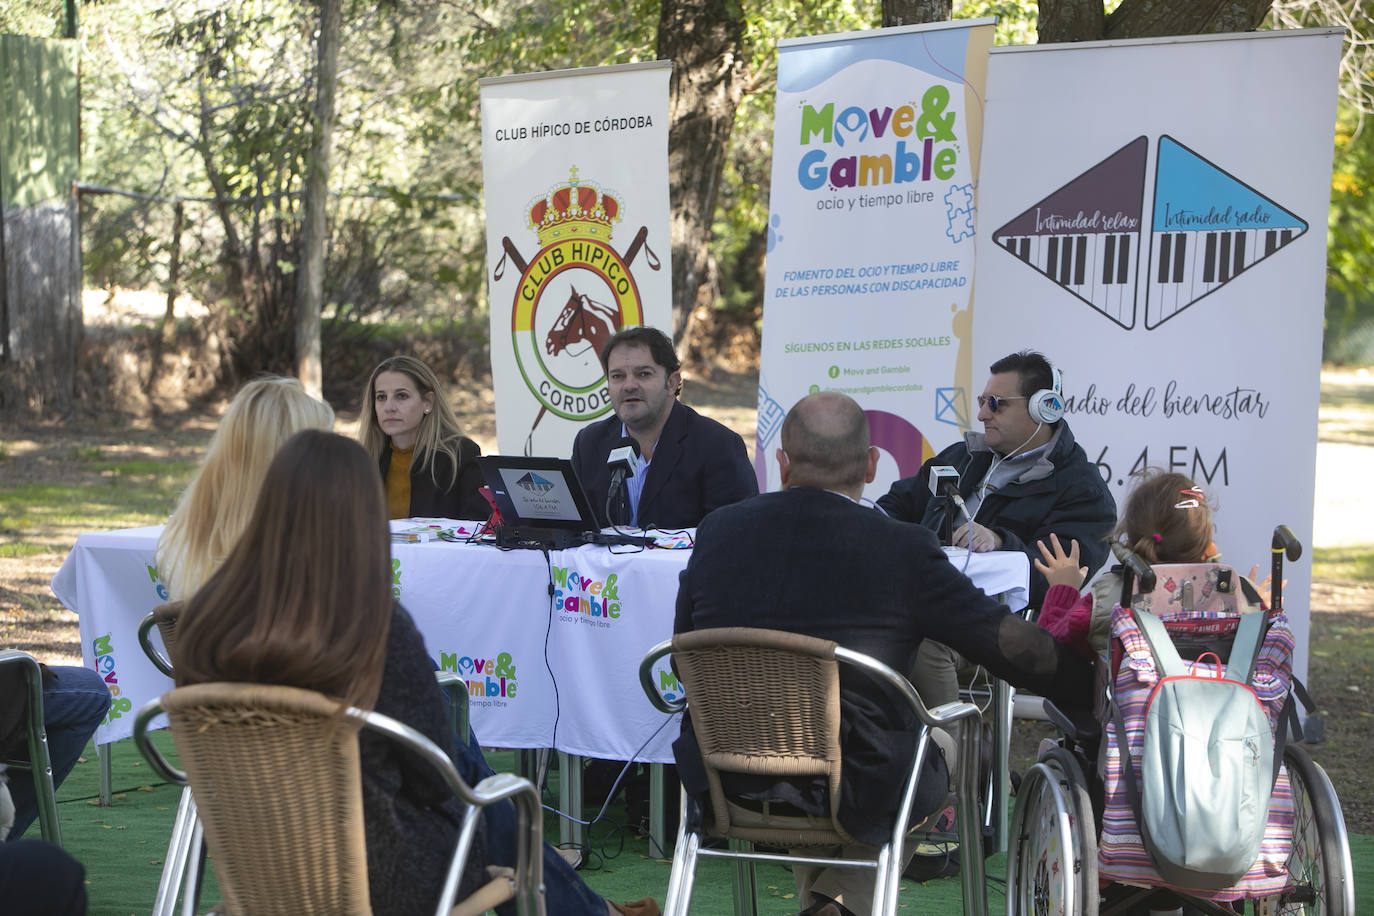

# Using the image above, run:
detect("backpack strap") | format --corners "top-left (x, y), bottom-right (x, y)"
top-left (1132, 607), bottom-right (1266, 683)
top-left (1223, 610), bottom-right (1266, 684)
top-left (1132, 609), bottom-right (1187, 677)
top-left (1271, 674), bottom-right (1317, 785)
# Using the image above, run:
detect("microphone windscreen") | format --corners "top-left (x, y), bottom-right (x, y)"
top-left (607, 437), bottom-right (639, 475)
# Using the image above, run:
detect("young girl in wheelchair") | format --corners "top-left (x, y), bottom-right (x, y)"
top-left (1023, 470), bottom-right (1306, 908)
top-left (1031, 469), bottom-right (1271, 658)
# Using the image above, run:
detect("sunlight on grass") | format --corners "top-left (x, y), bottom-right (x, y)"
top-left (1, 468), bottom-right (194, 536)
top-left (1312, 545), bottom-right (1374, 585)
top-left (0, 542), bottom-right (57, 558)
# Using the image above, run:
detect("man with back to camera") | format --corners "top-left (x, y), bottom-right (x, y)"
top-left (674, 392), bottom-right (1092, 916)
top-left (571, 325), bottom-right (757, 530)
top-left (876, 350), bottom-right (1115, 708)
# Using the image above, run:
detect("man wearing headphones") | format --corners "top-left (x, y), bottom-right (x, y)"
top-left (877, 350), bottom-right (1115, 708)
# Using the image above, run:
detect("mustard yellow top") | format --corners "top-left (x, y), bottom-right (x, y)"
top-left (386, 445), bottom-right (415, 519)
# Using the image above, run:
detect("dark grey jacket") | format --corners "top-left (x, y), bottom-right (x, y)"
top-left (876, 420), bottom-right (1116, 607)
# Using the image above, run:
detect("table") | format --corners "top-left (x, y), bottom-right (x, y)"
top-left (52, 526), bottom-right (1029, 848)
top-left (51, 526), bottom-right (692, 762)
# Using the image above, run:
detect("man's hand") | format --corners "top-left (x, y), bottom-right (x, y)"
top-left (953, 520), bottom-right (1002, 552)
top-left (1034, 533), bottom-right (1087, 589)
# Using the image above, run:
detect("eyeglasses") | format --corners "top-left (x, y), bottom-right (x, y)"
top-left (976, 395), bottom-right (1027, 413)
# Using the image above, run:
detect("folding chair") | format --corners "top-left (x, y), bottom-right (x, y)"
top-left (134, 682), bottom-right (545, 916)
top-left (0, 650), bottom-right (62, 845)
top-left (639, 627), bottom-right (989, 916)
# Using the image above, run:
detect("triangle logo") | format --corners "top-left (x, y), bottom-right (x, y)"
top-left (994, 136), bottom-right (1148, 329)
top-left (1145, 135), bottom-right (1308, 328)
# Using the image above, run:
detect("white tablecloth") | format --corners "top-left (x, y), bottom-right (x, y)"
top-left (51, 525), bottom-right (1029, 762)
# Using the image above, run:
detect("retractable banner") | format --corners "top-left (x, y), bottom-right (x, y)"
top-left (480, 62), bottom-right (673, 457)
top-left (755, 20), bottom-right (995, 495)
top-left (972, 29), bottom-right (1342, 678)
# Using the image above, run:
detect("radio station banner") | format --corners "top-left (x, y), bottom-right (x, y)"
top-left (755, 20), bottom-right (995, 495)
top-left (971, 29), bottom-right (1342, 678)
top-left (480, 62), bottom-right (673, 457)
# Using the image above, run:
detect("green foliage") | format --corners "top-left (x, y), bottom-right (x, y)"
top-left (954, 0), bottom-right (1038, 45)
top-left (0, 2), bottom-right (64, 38)
top-left (64, 0), bottom-right (1374, 370)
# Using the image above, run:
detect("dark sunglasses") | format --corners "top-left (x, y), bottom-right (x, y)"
top-left (976, 394), bottom-right (1027, 412)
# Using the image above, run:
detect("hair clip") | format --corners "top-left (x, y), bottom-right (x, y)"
top-left (1174, 487), bottom-right (1204, 510)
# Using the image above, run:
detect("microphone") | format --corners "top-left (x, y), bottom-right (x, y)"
top-left (928, 465), bottom-right (973, 528)
top-left (606, 437), bottom-right (640, 501)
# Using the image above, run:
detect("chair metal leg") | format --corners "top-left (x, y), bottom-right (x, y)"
top-left (728, 838), bottom-right (758, 916)
top-left (665, 827), bottom-right (700, 916)
top-left (873, 840), bottom-right (897, 915)
top-left (98, 740), bottom-right (113, 806)
top-left (21, 658), bottom-right (62, 846)
top-left (153, 787), bottom-right (198, 916)
top-left (180, 817), bottom-right (205, 916)
top-left (991, 677), bottom-right (1015, 854)
top-left (956, 719), bottom-right (989, 916)
top-left (557, 751), bottom-right (584, 849)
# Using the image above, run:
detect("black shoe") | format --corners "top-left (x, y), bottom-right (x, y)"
top-left (797, 894), bottom-right (860, 916)
top-left (903, 842), bottom-right (960, 881)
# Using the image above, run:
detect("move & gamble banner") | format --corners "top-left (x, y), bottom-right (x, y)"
top-left (971, 28), bottom-right (1342, 678)
top-left (755, 19), bottom-right (995, 495)
top-left (480, 62), bottom-right (673, 457)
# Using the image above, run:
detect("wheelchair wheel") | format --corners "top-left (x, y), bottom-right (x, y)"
top-left (1007, 747), bottom-right (1098, 916)
top-left (1278, 744), bottom-right (1353, 916)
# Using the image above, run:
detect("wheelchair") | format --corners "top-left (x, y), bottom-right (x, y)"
top-left (1006, 527), bottom-right (1354, 916)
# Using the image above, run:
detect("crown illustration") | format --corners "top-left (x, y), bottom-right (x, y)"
top-left (528, 166), bottom-right (622, 247)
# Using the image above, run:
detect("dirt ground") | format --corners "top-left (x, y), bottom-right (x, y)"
top-left (2, 365), bottom-right (1371, 829)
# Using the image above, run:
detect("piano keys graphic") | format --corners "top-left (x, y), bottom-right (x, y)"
top-left (1146, 135), bottom-right (1307, 329)
top-left (994, 137), bottom-right (1148, 329)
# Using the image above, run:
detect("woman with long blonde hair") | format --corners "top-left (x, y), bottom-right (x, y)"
top-left (155, 376), bottom-right (333, 599)
top-left (358, 355), bottom-right (487, 521)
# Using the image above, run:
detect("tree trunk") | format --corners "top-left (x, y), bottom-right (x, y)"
top-left (1042, 0), bottom-right (1276, 43)
top-left (295, 0), bottom-right (340, 399)
top-left (1038, 0), bottom-right (1106, 43)
top-left (656, 0), bottom-right (748, 343)
top-left (881, 0), bottom-right (951, 27)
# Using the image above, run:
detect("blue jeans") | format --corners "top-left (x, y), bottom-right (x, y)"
top-left (6, 665), bottom-right (111, 840)
top-left (455, 728), bottom-right (608, 916)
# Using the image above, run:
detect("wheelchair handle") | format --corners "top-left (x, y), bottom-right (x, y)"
top-left (1111, 542), bottom-right (1156, 604)
top-left (1270, 525), bottom-right (1302, 612)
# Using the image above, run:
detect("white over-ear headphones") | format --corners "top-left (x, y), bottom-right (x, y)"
top-left (1027, 365), bottom-right (1065, 425)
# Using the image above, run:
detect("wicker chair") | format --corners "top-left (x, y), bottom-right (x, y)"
top-left (137, 602), bottom-right (480, 916)
top-left (639, 627), bottom-right (989, 916)
top-left (134, 682), bottom-right (545, 916)
top-left (0, 649), bottom-right (63, 845)
top-left (137, 601), bottom-right (184, 678)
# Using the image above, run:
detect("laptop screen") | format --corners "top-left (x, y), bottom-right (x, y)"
top-left (475, 456), bottom-right (598, 531)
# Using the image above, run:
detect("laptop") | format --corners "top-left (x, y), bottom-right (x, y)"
top-left (475, 456), bottom-right (652, 549)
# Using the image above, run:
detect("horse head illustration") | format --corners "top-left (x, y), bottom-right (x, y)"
top-left (546, 285), bottom-right (622, 358)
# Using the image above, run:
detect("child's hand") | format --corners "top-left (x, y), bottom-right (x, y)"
top-left (1246, 565), bottom-right (1287, 599)
top-left (1034, 533), bottom-right (1087, 590)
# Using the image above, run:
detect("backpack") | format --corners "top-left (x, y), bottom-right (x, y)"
top-left (1117, 608), bottom-right (1273, 890)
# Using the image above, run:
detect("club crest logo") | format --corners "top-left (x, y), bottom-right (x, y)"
top-left (494, 166), bottom-right (661, 448)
